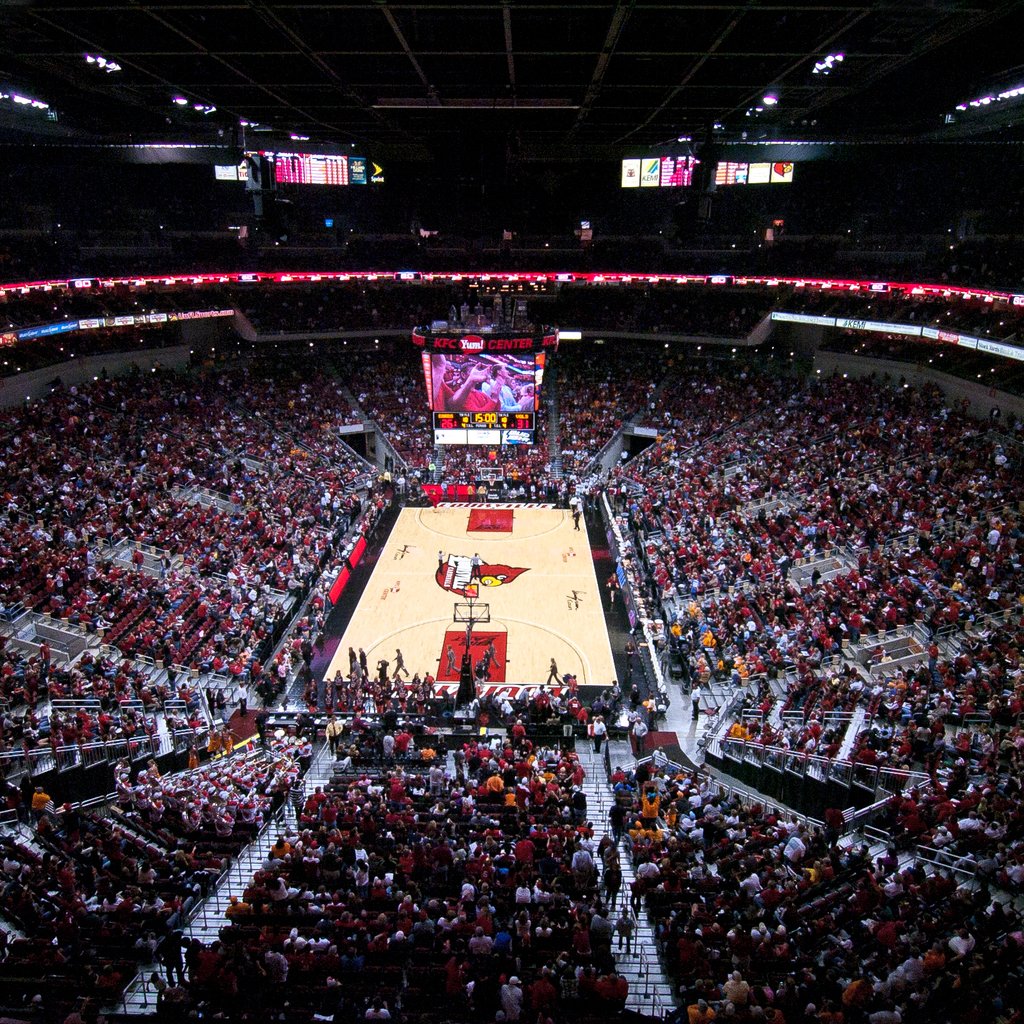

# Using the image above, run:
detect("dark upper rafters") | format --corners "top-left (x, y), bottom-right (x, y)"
top-left (503, 2), bottom-right (516, 98)
top-left (723, 0), bottom-right (1024, 135)
top-left (0, 0), bottom-right (1021, 155)
top-left (18, 4), bottom-right (337, 140)
top-left (567, 0), bottom-right (634, 140)
top-left (243, 0), bottom-right (399, 135)
top-left (376, 1), bottom-right (441, 105)
top-left (613, 6), bottom-right (746, 145)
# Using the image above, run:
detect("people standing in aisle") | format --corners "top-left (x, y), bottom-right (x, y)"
top-left (604, 849), bottom-right (623, 906)
top-left (592, 714), bottom-right (607, 753)
top-left (326, 715), bottom-right (344, 758)
top-left (609, 801), bottom-right (627, 843)
top-left (623, 638), bottom-right (637, 684)
top-left (255, 710), bottom-right (269, 749)
top-left (630, 713), bottom-right (649, 755)
top-left (615, 909), bottom-right (634, 955)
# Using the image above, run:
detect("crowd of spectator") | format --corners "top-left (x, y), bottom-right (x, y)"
top-left (0, 733), bottom-right (308, 1023)
top-left (115, 739), bottom-right (304, 837)
top-left (609, 757), bottom-right (1022, 1024)
top-left (600, 359), bottom-right (1024, 889)
top-left (343, 348), bottom-right (435, 467)
top-left (0, 360), bottom-right (376, 763)
top-left (172, 728), bottom-right (634, 1024)
top-left (2, 253), bottom-right (1024, 1024)
top-left (234, 285), bottom-right (448, 336)
top-left (3, 273), bottom-right (1024, 404)
top-left (555, 344), bottom-right (667, 478)
top-left (777, 287), bottom-right (1024, 345)
top-left (544, 286), bottom-right (772, 339)
top-left (819, 332), bottom-right (1024, 398)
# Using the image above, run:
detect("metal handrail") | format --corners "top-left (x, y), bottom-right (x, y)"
top-left (0, 728), bottom-right (210, 778)
top-left (635, 749), bottom-right (827, 830)
top-left (708, 734), bottom-right (931, 793)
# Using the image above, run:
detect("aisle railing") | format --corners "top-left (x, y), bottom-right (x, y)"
top-left (706, 733), bottom-right (931, 800)
top-left (0, 727), bottom-right (208, 777)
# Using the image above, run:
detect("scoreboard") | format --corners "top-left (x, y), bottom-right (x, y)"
top-left (714, 161), bottom-right (794, 186)
top-left (433, 411), bottom-right (534, 431)
top-left (433, 411), bottom-right (535, 446)
top-left (273, 152), bottom-right (349, 186)
top-left (416, 322), bottom-right (555, 448)
top-left (621, 154), bottom-right (696, 188)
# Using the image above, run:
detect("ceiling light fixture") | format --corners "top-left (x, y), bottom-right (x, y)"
top-left (812, 53), bottom-right (844, 75)
top-left (85, 54), bottom-right (121, 73)
top-left (1, 90), bottom-right (49, 111)
top-left (372, 97), bottom-right (578, 110)
top-left (954, 83), bottom-right (1024, 112)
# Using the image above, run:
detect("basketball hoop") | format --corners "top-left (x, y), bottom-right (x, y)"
top-left (464, 583), bottom-right (479, 599)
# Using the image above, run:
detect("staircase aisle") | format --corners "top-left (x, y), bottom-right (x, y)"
top-left (118, 793), bottom-right (297, 1013)
top-left (184, 808), bottom-right (293, 945)
top-left (575, 741), bottom-right (678, 1018)
top-left (334, 381), bottom-right (367, 422)
top-left (836, 706), bottom-right (866, 761)
top-left (547, 362), bottom-right (562, 478)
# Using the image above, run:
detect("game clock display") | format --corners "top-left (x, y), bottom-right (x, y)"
top-left (433, 411), bottom-right (535, 431)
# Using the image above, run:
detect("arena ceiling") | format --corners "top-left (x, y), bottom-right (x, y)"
top-left (2, 1), bottom-right (1024, 159)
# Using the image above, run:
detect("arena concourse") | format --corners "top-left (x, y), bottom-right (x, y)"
top-left (2, 5), bottom-right (1024, 1024)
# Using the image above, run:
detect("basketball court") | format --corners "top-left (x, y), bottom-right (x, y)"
top-left (323, 504), bottom-right (617, 694)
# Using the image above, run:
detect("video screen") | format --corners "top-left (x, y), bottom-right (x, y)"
top-left (273, 151), bottom-right (349, 186)
top-left (714, 160), bottom-right (794, 186)
top-left (425, 352), bottom-right (542, 414)
top-left (621, 155), bottom-right (696, 188)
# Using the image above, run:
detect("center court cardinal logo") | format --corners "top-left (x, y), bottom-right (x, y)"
top-left (436, 553), bottom-right (529, 597)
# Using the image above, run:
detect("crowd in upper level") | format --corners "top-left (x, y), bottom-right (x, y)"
top-left (3, 274), bottom-right (1024, 397)
top-left (0, 359), bottom-right (376, 759)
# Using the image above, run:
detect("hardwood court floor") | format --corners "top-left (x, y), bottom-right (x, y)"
top-left (324, 506), bottom-right (617, 689)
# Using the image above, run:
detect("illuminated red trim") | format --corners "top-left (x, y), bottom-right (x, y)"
top-left (328, 566), bottom-right (350, 605)
top-left (349, 535), bottom-right (367, 568)
top-left (0, 270), bottom-right (1021, 307)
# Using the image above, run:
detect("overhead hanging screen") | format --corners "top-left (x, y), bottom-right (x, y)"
top-left (272, 152), bottom-right (350, 186)
top-left (714, 160), bottom-right (794, 186)
top-left (621, 155), bottom-right (697, 188)
top-left (659, 155), bottom-right (696, 187)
